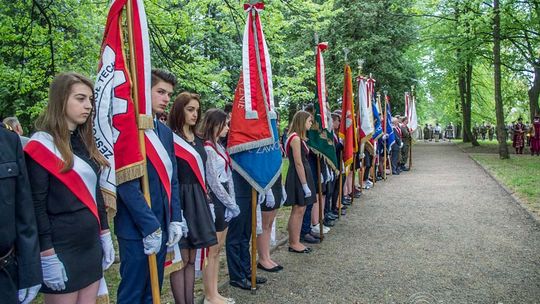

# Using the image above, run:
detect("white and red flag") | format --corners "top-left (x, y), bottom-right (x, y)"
top-left (93, 0), bottom-right (172, 212)
top-left (405, 92), bottom-right (419, 132)
top-left (357, 76), bottom-right (374, 144)
top-left (227, 2), bottom-right (281, 192)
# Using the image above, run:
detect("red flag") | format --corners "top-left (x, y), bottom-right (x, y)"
top-left (339, 65), bottom-right (357, 168)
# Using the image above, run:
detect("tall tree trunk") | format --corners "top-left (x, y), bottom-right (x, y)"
top-left (458, 63), bottom-right (479, 146)
top-left (529, 64), bottom-right (540, 122)
top-left (493, 0), bottom-right (509, 159)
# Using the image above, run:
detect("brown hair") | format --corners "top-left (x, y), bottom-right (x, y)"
top-left (169, 92), bottom-right (201, 137)
top-left (36, 72), bottom-right (108, 172)
top-left (199, 108), bottom-right (227, 143)
top-left (288, 110), bottom-right (312, 140)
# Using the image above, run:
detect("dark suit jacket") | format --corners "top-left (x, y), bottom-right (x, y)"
top-left (0, 123), bottom-right (41, 288)
top-left (115, 121), bottom-right (181, 240)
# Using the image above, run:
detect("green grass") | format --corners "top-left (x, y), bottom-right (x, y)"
top-left (454, 139), bottom-right (514, 154)
top-left (471, 153), bottom-right (540, 216)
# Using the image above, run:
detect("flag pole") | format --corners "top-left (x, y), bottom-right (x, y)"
top-left (247, 0), bottom-right (271, 292)
top-left (381, 92), bottom-right (387, 180)
top-left (409, 86), bottom-right (414, 170)
top-left (357, 60), bottom-right (364, 194)
top-left (343, 47), bottom-right (356, 204)
top-left (126, 1), bottom-right (160, 303)
top-left (250, 188), bottom-right (257, 294)
top-left (337, 151), bottom-right (343, 219)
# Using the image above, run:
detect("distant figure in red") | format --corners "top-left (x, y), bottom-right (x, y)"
top-left (512, 117), bottom-right (526, 154)
top-left (530, 115), bottom-right (540, 156)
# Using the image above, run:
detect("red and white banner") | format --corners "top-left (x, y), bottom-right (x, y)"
top-left (406, 92), bottom-right (419, 132)
top-left (173, 134), bottom-right (207, 193)
top-left (316, 42), bottom-right (332, 131)
top-left (357, 76), bottom-right (374, 144)
top-left (227, 3), bottom-right (276, 154)
top-left (25, 132), bottom-right (100, 226)
top-left (94, 0), bottom-right (172, 211)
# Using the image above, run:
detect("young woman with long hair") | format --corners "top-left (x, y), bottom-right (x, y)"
top-left (168, 92), bottom-right (218, 304)
top-left (24, 72), bottom-right (114, 303)
top-left (200, 108), bottom-right (239, 304)
top-left (283, 110), bottom-right (316, 253)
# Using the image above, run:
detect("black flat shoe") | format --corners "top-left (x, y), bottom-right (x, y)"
top-left (288, 247), bottom-right (312, 254)
top-left (247, 276), bottom-right (267, 284)
top-left (257, 263), bottom-right (281, 273)
top-left (300, 233), bottom-right (320, 244)
top-left (229, 279), bottom-right (256, 290)
top-left (275, 264), bottom-right (284, 271)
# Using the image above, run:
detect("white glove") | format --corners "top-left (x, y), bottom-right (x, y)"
top-left (257, 192), bottom-right (266, 205)
top-left (209, 203), bottom-right (216, 223)
top-left (383, 134), bottom-right (389, 140)
top-left (41, 254), bottom-right (68, 291)
top-left (302, 183), bottom-right (312, 198)
top-left (320, 173), bottom-right (325, 184)
top-left (100, 231), bottom-right (115, 270)
top-left (143, 229), bottom-right (162, 255)
top-left (224, 204), bottom-right (240, 222)
top-left (18, 284), bottom-right (41, 304)
top-left (280, 185), bottom-right (287, 207)
top-left (179, 212), bottom-right (189, 238)
top-left (167, 222), bottom-right (183, 246)
top-left (400, 142), bottom-right (404, 148)
top-left (265, 188), bottom-right (275, 208)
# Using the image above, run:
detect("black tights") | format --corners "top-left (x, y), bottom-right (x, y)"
top-left (171, 249), bottom-right (197, 304)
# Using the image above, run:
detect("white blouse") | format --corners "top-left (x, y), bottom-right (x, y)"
top-left (204, 141), bottom-right (236, 208)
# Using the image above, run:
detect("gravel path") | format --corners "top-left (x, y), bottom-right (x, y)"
top-left (223, 142), bottom-right (540, 304)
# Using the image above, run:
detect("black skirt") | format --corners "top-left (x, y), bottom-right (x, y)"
top-left (40, 209), bottom-right (102, 294)
top-left (178, 183), bottom-right (218, 249)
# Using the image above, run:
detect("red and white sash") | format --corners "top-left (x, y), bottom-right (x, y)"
top-left (204, 141), bottom-right (232, 173)
top-left (144, 128), bottom-right (173, 205)
top-left (24, 132), bottom-right (100, 226)
top-left (284, 132), bottom-right (309, 157)
top-left (173, 133), bottom-right (207, 193)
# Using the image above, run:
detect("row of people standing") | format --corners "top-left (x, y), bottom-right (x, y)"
top-left (0, 70), bottom-right (260, 304)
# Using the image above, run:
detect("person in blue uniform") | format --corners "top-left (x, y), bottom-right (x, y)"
top-left (0, 122), bottom-right (41, 304)
top-left (25, 72), bottom-right (113, 303)
top-left (115, 69), bottom-right (185, 304)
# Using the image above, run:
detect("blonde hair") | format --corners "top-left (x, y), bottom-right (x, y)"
top-left (288, 110), bottom-right (312, 140)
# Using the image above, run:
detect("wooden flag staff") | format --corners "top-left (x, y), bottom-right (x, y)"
top-left (357, 59), bottom-right (365, 195)
top-left (126, 1), bottom-right (161, 303)
top-left (409, 85), bottom-right (414, 170)
top-left (381, 92), bottom-right (387, 180)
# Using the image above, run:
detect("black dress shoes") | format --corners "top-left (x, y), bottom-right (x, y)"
top-left (257, 263), bottom-right (282, 273)
top-left (300, 233), bottom-right (320, 244)
top-left (229, 279), bottom-right (255, 290)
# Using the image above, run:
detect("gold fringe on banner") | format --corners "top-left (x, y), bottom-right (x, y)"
top-left (116, 162), bottom-right (145, 185)
top-left (101, 190), bottom-right (117, 218)
top-left (163, 249), bottom-right (184, 277)
top-left (138, 114), bottom-right (154, 130)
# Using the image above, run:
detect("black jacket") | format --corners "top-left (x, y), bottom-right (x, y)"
top-left (0, 123), bottom-right (41, 288)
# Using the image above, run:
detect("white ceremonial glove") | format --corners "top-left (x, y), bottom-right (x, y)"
top-left (224, 204), bottom-right (241, 222)
top-left (143, 229), bottom-right (162, 255)
top-left (265, 188), bottom-right (275, 208)
top-left (400, 142), bottom-right (404, 148)
top-left (18, 284), bottom-right (41, 304)
top-left (257, 192), bottom-right (266, 205)
top-left (209, 203), bottom-right (216, 223)
top-left (302, 183), bottom-right (312, 198)
top-left (359, 152), bottom-right (365, 159)
top-left (100, 231), bottom-right (115, 270)
top-left (41, 254), bottom-right (68, 291)
top-left (320, 173), bottom-right (325, 184)
top-left (167, 222), bottom-right (183, 247)
top-left (383, 134), bottom-right (389, 140)
top-left (179, 212), bottom-right (189, 238)
top-left (280, 185), bottom-right (287, 207)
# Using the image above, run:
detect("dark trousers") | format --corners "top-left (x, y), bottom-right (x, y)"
top-left (391, 144), bottom-right (400, 173)
top-left (400, 143), bottom-right (409, 166)
top-left (363, 154), bottom-right (372, 181)
top-left (301, 203), bottom-right (313, 235)
top-left (226, 172), bottom-right (253, 282)
top-left (0, 251), bottom-right (18, 304)
top-left (117, 237), bottom-right (167, 304)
